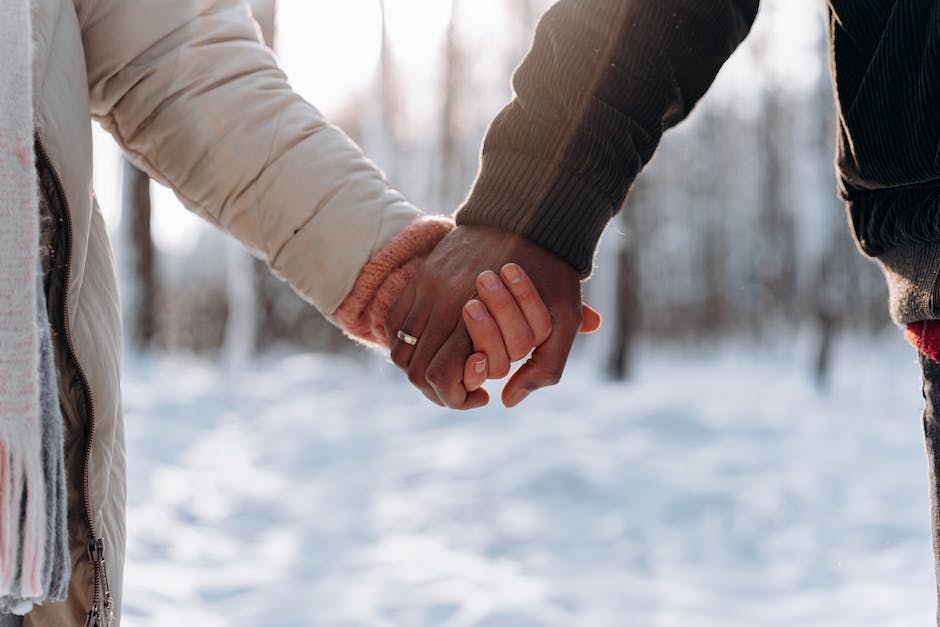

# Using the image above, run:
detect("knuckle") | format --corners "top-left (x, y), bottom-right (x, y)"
top-left (507, 333), bottom-right (535, 361)
top-left (442, 393), bottom-right (466, 410)
top-left (431, 378), bottom-right (465, 408)
top-left (425, 363), bottom-right (450, 387)
top-left (422, 390), bottom-right (444, 407)
top-left (407, 366), bottom-right (426, 387)
top-left (514, 287), bottom-right (537, 304)
top-left (533, 323), bottom-right (552, 345)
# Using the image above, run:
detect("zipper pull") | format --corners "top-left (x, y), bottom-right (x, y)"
top-left (86, 539), bottom-right (114, 626)
top-left (86, 542), bottom-right (101, 626)
top-left (95, 538), bottom-right (114, 626)
top-left (88, 538), bottom-right (114, 627)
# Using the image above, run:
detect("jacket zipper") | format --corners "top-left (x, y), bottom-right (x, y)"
top-left (34, 137), bottom-right (112, 626)
top-left (84, 539), bottom-right (114, 627)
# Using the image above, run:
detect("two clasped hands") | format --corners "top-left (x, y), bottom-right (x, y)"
top-left (384, 225), bottom-right (601, 410)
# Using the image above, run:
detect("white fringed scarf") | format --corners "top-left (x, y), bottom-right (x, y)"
top-left (0, 0), bottom-right (66, 612)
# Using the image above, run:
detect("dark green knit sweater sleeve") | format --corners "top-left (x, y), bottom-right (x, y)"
top-left (456, 0), bottom-right (760, 276)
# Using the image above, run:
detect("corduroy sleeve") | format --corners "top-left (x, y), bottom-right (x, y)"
top-left (456, 0), bottom-right (760, 277)
top-left (827, 2), bottom-right (940, 325)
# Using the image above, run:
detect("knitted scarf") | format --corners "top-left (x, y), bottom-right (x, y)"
top-left (0, 0), bottom-right (69, 613)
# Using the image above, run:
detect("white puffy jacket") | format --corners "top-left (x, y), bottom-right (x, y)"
top-left (29, 0), bottom-right (421, 624)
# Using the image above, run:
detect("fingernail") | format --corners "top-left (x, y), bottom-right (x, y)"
top-left (473, 357), bottom-right (487, 374)
top-left (466, 300), bottom-right (486, 320)
top-left (502, 264), bottom-right (523, 284)
top-left (479, 271), bottom-right (501, 291)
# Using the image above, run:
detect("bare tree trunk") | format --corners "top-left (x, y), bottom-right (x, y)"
top-left (253, 0), bottom-right (277, 348)
top-left (810, 11), bottom-right (842, 387)
top-left (607, 187), bottom-right (643, 380)
top-left (220, 0), bottom-right (276, 366)
top-left (375, 0), bottom-right (401, 184)
top-left (439, 0), bottom-right (463, 208)
top-left (120, 158), bottom-right (157, 350)
top-left (747, 14), bottom-right (797, 328)
top-left (701, 220), bottom-right (728, 332)
top-left (697, 110), bottom-right (730, 333)
top-left (608, 244), bottom-right (640, 380)
top-left (223, 240), bottom-right (257, 368)
top-left (757, 90), bottom-right (797, 322)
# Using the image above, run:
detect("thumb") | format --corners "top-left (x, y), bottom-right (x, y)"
top-left (579, 304), bottom-right (602, 334)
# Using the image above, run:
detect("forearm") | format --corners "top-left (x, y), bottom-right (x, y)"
top-left (456, 0), bottom-right (759, 276)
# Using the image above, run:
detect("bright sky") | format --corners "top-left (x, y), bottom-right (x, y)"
top-left (93, 0), bottom-right (824, 255)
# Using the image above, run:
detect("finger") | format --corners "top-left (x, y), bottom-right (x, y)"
top-left (386, 281), bottom-right (417, 366)
top-left (462, 387), bottom-right (490, 410)
top-left (426, 326), bottom-right (489, 409)
top-left (463, 300), bottom-right (511, 379)
top-left (580, 305), bottom-right (602, 334)
top-left (463, 352), bottom-right (488, 392)
top-left (501, 313), bottom-right (579, 408)
top-left (500, 263), bottom-right (553, 345)
top-left (384, 282), bottom-right (447, 406)
top-left (389, 302), bottom-right (429, 375)
top-left (405, 301), bottom-right (466, 407)
top-left (476, 270), bottom-right (535, 362)
top-left (391, 294), bottom-right (452, 406)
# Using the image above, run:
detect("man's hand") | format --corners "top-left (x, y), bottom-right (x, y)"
top-left (384, 224), bottom-right (595, 409)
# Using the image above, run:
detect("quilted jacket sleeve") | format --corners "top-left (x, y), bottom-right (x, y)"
top-left (76, 0), bottom-right (421, 317)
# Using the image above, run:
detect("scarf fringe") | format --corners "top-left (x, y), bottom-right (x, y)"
top-left (0, 430), bottom-right (46, 603)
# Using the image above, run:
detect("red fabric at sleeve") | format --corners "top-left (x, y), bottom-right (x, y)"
top-left (905, 320), bottom-right (940, 363)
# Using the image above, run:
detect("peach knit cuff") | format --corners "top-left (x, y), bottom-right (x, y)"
top-left (333, 217), bottom-right (455, 349)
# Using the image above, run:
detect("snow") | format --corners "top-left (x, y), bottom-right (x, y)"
top-left (121, 336), bottom-right (935, 626)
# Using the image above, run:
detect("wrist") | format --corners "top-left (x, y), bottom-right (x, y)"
top-left (334, 217), bottom-right (454, 349)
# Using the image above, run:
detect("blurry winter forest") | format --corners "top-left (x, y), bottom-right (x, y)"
top-left (103, 3), bottom-right (933, 625)
top-left (101, 0), bottom-right (888, 380)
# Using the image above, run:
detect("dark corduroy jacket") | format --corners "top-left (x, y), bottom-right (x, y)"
top-left (456, 0), bottom-right (940, 324)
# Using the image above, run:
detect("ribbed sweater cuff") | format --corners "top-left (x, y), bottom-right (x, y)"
top-left (333, 217), bottom-right (454, 349)
top-left (875, 241), bottom-right (940, 324)
top-left (456, 152), bottom-right (616, 278)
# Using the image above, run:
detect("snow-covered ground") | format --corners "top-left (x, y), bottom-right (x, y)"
top-left (121, 335), bottom-right (935, 627)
